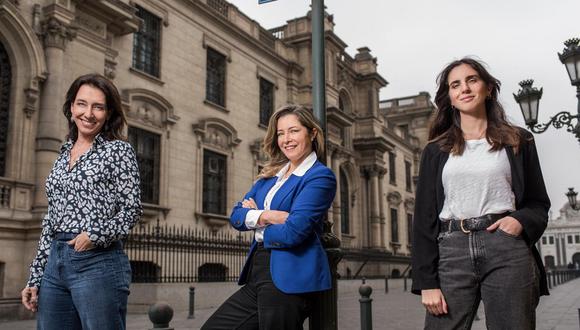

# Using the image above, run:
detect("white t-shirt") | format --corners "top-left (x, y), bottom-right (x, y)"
top-left (439, 138), bottom-right (515, 220)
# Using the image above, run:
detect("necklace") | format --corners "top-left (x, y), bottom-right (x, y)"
top-left (463, 128), bottom-right (486, 140)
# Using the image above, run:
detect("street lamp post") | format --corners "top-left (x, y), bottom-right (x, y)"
top-left (566, 187), bottom-right (580, 210)
top-left (309, 1), bottom-right (341, 329)
top-left (513, 38), bottom-right (580, 144)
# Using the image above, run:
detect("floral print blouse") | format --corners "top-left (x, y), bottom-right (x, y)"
top-left (27, 135), bottom-right (142, 287)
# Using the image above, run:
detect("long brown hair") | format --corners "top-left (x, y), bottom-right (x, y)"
top-left (63, 73), bottom-right (127, 142)
top-left (430, 57), bottom-right (521, 154)
top-left (259, 104), bottom-right (324, 179)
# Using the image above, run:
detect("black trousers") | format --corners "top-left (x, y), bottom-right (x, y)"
top-left (201, 245), bottom-right (312, 330)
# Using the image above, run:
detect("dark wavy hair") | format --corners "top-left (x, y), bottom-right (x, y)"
top-left (62, 73), bottom-right (127, 142)
top-left (430, 57), bottom-right (521, 154)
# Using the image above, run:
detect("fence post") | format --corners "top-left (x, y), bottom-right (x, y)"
top-left (188, 287), bottom-right (195, 319)
top-left (384, 275), bottom-right (389, 294)
top-left (403, 276), bottom-right (408, 292)
top-left (148, 302), bottom-right (174, 330)
top-left (359, 278), bottom-right (373, 330)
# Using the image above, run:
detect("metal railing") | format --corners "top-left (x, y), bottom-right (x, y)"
top-left (0, 181), bottom-right (9, 208)
top-left (125, 220), bottom-right (253, 283)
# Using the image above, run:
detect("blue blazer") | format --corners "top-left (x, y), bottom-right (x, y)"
top-left (230, 160), bottom-right (337, 294)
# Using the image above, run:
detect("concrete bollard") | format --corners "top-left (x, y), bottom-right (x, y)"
top-left (384, 275), bottom-right (389, 294)
top-left (403, 276), bottom-right (408, 292)
top-left (188, 286), bottom-right (195, 319)
top-left (359, 278), bottom-right (373, 330)
top-left (148, 302), bottom-right (174, 330)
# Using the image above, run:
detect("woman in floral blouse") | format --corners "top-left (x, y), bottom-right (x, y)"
top-left (21, 73), bottom-right (142, 330)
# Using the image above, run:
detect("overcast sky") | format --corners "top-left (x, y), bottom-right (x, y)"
top-left (230, 0), bottom-right (580, 216)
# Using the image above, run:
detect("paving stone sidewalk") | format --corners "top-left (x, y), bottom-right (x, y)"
top-left (2, 278), bottom-right (579, 329)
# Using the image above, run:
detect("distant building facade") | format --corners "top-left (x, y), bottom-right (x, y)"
top-left (538, 203), bottom-right (580, 269)
top-left (0, 0), bottom-right (433, 298)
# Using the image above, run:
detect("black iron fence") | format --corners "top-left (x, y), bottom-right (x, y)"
top-left (125, 220), bottom-right (253, 283)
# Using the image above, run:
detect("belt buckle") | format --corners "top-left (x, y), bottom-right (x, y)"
top-left (459, 219), bottom-right (471, 234)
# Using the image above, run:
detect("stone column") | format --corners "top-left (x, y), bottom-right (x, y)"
top-left (368, 167), bottom-right (381, 249)
top-left (377, 169), bottom-right (386, 249)
top-left (32, 13), bottom-right (75, 217)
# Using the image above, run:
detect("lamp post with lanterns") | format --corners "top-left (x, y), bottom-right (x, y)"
top-left (513, 38), bottom-right (580, 144)
top-left (566, 187), bottom-right (580, 210)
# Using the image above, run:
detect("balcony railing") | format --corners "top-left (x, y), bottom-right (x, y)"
top-left (207, 0), bottom-right (229, 18)
top-left (269, 26), bottom-right (285, 39)
top-left (0, 181), bottom-right (9, 208)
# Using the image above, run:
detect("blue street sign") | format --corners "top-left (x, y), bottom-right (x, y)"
top-left (258, 0), bottom-right (277, 4)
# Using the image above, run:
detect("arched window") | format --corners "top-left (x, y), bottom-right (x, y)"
top-left (340, 168), bottom-right (350, 234)
top-left (0, 42), bottom-right (12, 177)
top-left (338, 90), bottom-right (351, 113)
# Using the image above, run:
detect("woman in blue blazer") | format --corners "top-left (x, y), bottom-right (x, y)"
top-left (202, 105), bottom-right (336, 330)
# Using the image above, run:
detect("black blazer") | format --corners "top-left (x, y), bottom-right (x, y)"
top-left (411, 129), bottom-right (551, 296)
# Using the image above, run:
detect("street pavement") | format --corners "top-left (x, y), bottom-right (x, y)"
top-left (1, 278), bottom-right (579, 329)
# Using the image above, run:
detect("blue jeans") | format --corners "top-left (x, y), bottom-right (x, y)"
top-left (37, 233), bottom-right (131, 330)
top-left (425, 229), bottom-right (540, 330)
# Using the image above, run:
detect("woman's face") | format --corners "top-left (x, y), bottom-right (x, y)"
top-left (276, 114), bottom-right (315, 166)
top-left (71, 84), bottom-right (108, 141)
top-left (447, 63), bottom-right (491, 116)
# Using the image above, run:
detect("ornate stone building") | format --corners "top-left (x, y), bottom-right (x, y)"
top-left (538, 202), bottom-right (580, 269)
top-left (0, 0), bottom-right (433, 299)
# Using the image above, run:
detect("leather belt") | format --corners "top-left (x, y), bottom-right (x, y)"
top-left (440, 212), bottom-right (510, 234)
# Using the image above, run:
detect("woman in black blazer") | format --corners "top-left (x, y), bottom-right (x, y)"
top-left (412, 58), bottom-right (550, 329)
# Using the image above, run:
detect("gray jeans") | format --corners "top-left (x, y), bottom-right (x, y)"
top-left (425, 229), bottom-right (540, 330)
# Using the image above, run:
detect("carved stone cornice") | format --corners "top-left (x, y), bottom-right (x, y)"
top-left (360, 164), bottom-right (386, 178)
top-left (74, 0), bottom-right (140, 36)
top-left (250, 138), bottom-right (268, 163)
top-left (327, 106), bottom-right (355, 127)
top-left (192, 118), bottom-right (242, 153)
top-left (404, 197), bottom-right (415, 211)
top-left (122, 88), bottom-right (179, 129)
top-left (387, 191), bottom-right (402, 206)
top-left (23, 88), bottom-right (39, 118)
top-left (41, 17), bottom-right (76, 50)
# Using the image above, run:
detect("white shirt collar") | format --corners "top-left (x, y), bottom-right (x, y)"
top-left (275, 151), bottom-right (318, 179)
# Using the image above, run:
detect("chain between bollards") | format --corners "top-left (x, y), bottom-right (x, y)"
top-left (188, 286), bottom-right (195, 319)
top-left (359, 278), bottom-right (373, 330)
